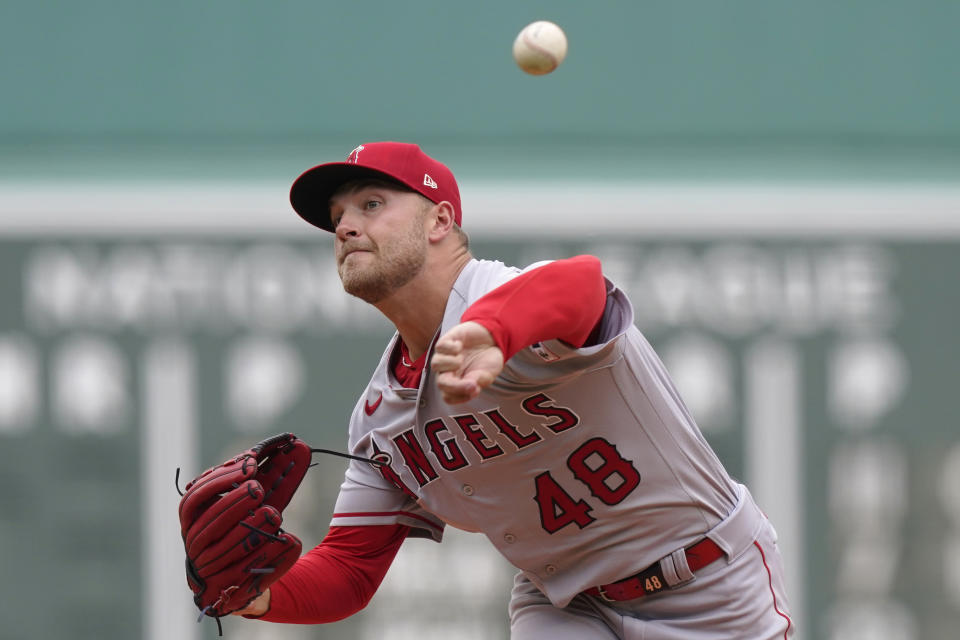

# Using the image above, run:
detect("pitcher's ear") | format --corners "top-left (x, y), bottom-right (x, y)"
top-left (428, 200), bottom-right (457, 241)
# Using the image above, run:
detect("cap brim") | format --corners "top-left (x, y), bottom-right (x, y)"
top-left (289, 163), bottom-right (401, 232)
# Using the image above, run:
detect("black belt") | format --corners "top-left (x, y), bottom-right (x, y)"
top-left (584, 538), bottom-right (725, 602)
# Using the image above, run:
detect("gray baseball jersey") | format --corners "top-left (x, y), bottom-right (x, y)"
top-left (331, 258), bottom-right (785, 622)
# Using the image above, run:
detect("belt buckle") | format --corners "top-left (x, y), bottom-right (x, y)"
top-left (595, 584), bottom-right (616, 603)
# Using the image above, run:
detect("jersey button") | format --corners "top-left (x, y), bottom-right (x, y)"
top-left (544, 564), bottom-right (558, 576)
top-left (418, 397), bottom-right (427, 408)
top-left (503, 533), bottom-right (517, 544)
top-left (461, 484), bottom-right (474, 496)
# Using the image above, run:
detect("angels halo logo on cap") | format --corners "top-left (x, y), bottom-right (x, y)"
top-left (346, 145), bottom-right (365, 163)
top-left (289, 142), bottom-right (462, 232)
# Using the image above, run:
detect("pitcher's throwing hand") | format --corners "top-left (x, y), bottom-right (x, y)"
top-left (432, 321), bottom-right (505, 404)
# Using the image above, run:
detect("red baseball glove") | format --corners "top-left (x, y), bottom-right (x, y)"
top-left (177, 433), bottom-right (313, 629)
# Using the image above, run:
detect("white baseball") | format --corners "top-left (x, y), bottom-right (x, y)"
top-left (512, 21), bottom-right (568, 75)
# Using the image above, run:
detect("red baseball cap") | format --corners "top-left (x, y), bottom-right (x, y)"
top-left (289, 142), bottom-right (462, 232)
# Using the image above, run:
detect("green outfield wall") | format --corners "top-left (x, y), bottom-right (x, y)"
top-left (1, 227), bottom-right (958, 640)
top-left (1, 3), bottom-right (958, 639)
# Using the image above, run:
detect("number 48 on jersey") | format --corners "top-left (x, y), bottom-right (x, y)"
top-left (534, 437), bottom-right (641, 534)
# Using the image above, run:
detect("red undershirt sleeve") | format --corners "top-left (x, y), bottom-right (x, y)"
top-left (460, 254), bottom-right (608, 361)
top-left (255, 524), bottom-right (409, 624)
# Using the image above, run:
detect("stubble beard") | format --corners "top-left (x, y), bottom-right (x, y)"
top-left (338, 222), bottom-right (428, 304)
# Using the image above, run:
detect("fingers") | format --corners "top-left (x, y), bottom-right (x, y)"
top-left (435, 364), bottom-right (500, 404)
top-left (432, 340), bottom-right (483, 404)
top-left (431, 337), bottom-right (472, 403)
top-left (431, 322), bottom-right (503, 404)
top-left (430, 338), bottom-right (463, 374)
top-left (435, 370), bottom-right (480, 404)
top-left (433, 335), bottom-right (463, 356)
top-left (435, 321), bottom-right (494, 356)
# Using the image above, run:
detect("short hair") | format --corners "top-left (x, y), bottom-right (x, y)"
top-left (452, 224), bottom-right (470, 250)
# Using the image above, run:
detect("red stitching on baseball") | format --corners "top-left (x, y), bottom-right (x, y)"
top-left (522, 29), bottom-right (559, 68)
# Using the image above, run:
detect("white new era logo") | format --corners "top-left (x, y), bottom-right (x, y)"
top-left (423, 174), bottom-right (438, 189)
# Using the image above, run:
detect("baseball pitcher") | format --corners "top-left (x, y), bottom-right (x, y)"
top-left (207, 142), bottom-right (794, 639)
